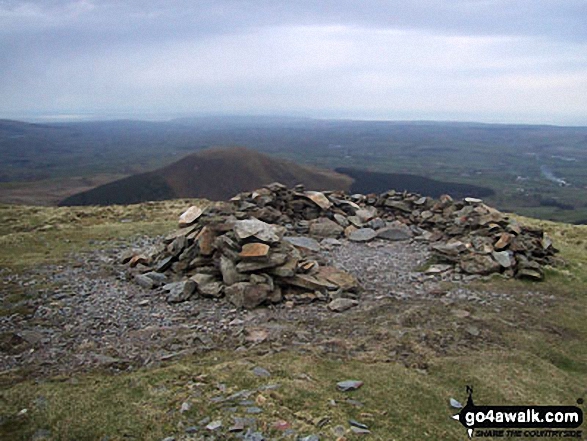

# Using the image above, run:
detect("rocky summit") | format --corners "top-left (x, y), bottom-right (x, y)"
top-left (124, 183), bottom-right (557, 309)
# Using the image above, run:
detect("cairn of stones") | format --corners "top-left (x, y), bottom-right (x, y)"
top-left (124, 183), bottom-right (557, 309)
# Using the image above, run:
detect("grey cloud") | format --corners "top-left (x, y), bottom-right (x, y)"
top-left (0, 0), bottom-right (586, 124)
top-left (2, 0), bottom-right (586, 40)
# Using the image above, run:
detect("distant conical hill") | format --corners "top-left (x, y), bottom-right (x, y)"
top-left (59, 147), bottom-right (354, 206)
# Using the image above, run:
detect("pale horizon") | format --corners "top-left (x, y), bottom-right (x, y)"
top-left (1, 1), bottom-right (586, 126)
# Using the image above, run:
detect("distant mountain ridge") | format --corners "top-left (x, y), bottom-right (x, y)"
top-left (59, 147), bottom-right (353, 206)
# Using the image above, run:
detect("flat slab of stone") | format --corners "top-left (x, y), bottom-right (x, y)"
top-left (376, 227), bottom-right (412, 241)
top-left (234, 218), bottom-right (283, 243)
top-left (164, 280), bottom-right (196, 303)
top-left (283, 274), bottom-right (338, 291)
top-left (494, 232), bottom-right (513, 250)
top-left (304, 191), bottom-right (332, 210)
top-left (178, 206), bottom-right (203, 227)
top-left (135, 274), bottom-right (155, 289)
top-left (328, 298), bottom-right (359, 312)
top-left (492, 250), bottom-right (513, 268)
top-left (348, 228), bottom-right (377, 242)
top-left (355, 207), bottom-right (377, 222)
top-left (284, 236), bottom-right (321, 253)
top-left (309, 218), bottom-right (344, 238)
top-left (239, 243), bottom-right (270, 258)
top-left (225, 282), bottom-right (271, 309)
top-left (424, 264), bottom-right (452, 274)
top-left (337, 380), bottom-right (363, 391)
top-left (196, 226), bottom-right (216, 256)
top-left (318, 266), bottom-right (359, 291)
top-left (236, 253), bottom-right (288, 272)
top-left (459, 254), bottom-right (501, 275)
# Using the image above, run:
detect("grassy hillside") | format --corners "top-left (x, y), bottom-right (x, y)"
top-left (0, 201), bottom-right (586, 440)
top-left (59, 147), bottom-right (353, 206)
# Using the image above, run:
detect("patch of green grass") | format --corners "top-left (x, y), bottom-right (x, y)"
top-left (2, 348), bottom-right (585, 440)
top-left (0, 200), bottom-right (209, 269)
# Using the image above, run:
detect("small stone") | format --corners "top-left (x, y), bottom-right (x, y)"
top-left (492, 250), bottom-right (513, 268)
top-left (328, 298), bottom-right (359, 312)
top-left (234, 218), bottom-right (284, 243)
top-left (252, 366), bottom-right (271, 377)
top-left (320, 237), bottom-right (342, 249)
top-left (424, 264), bottom-right (452, 274)
top-left (198, 281), bottom-right (224, 298)
top-left (299, 436), bottom-right (320, 441)
top-left (220, 255), bottom-right (248, 286)
top-left (190, 273), bottom-right (216, 286)
top-left (284, 274), bottom-right (338, 291)
top-left (304, 191), bottom-right (332, 210)
top-left (337, 380), bottom-right (363, 391)
top-left (143, 271), bottom-right (168, 284)
top-left (384, 199), bottom-right (411, 212)
top-left (350, 426), bottom-right (371, 434)
top-left (228, 418), bottom-right (246, 432)
top-left (236, 253), bottom-right (288, 272)
top-left (466, 325), bottom-right (480, 337)
top-left (333, 213), bottom-right (350, 227)
top-left (349, 419), bottom-right (368, 430)
top-left (367, 217), bottom-right (386, 230)
top-left (452, 309), bottom-right (470, 318)
top-left (432, 241), bottom-right (466, 257)
top-left (459, 254), bottom-right (501, 275)
top-left (245, 328), bottom-right (269, 343)
top-left (134, 274), bottom-right (155, 289)
top-left (332, 425), bottom-right (346, 437)
top-left (309, 217), bottom-right (344, 238)
top-left (318, 266), bottom-right (359, 291)
top-left (355, 207), bottom-right (377, 222)
top-left (225, 283), bottom-right (271, 309)
top-left (284, 236), bottom-right (321, 252)
top-left (155, 256), bottom-right (174, 272)
top-left (376, 227), bottom-right (412, 241)
top-left (245, 406), bottom-right (263, 414)
top-left (196, 226), bottom-right (216, 256)
top-left (165, 280), bottom-right (196, 303)
top-left (494, 232), bottom-right (513, 250)
top-left (516, 268), bottom-right (543, 280)
top-left (206, 420), bottom-right (223, 431)
top-left (348, 228), bottom-right (377, 242)
top-left (242, 430), bottom-right (265, 441)
top-left (450, 398), bottom-right (463, 408)
top-left (239, 243), bottom-right (270, 258)
top-left (178, 206), bottom-right (203, 227)
top-left (129, 254), bottom-right (150, 267)
top-left (274, 420), bottom-right (291, 431)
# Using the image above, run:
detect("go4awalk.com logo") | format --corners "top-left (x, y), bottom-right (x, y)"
top-left (450, 386), bottom-right (584, 438)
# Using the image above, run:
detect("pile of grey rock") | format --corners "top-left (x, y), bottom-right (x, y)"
top-left (124, 183), bottom-right (557, 309)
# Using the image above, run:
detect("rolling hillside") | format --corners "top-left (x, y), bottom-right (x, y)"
top-left (59, 147), bottom-right (353, 205)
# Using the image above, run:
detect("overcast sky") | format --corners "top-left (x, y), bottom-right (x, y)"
top-left (1, 0), bottom-right (586, 125)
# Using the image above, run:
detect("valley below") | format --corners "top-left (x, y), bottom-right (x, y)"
top-left (1, 118), bottom-right (587, 223)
